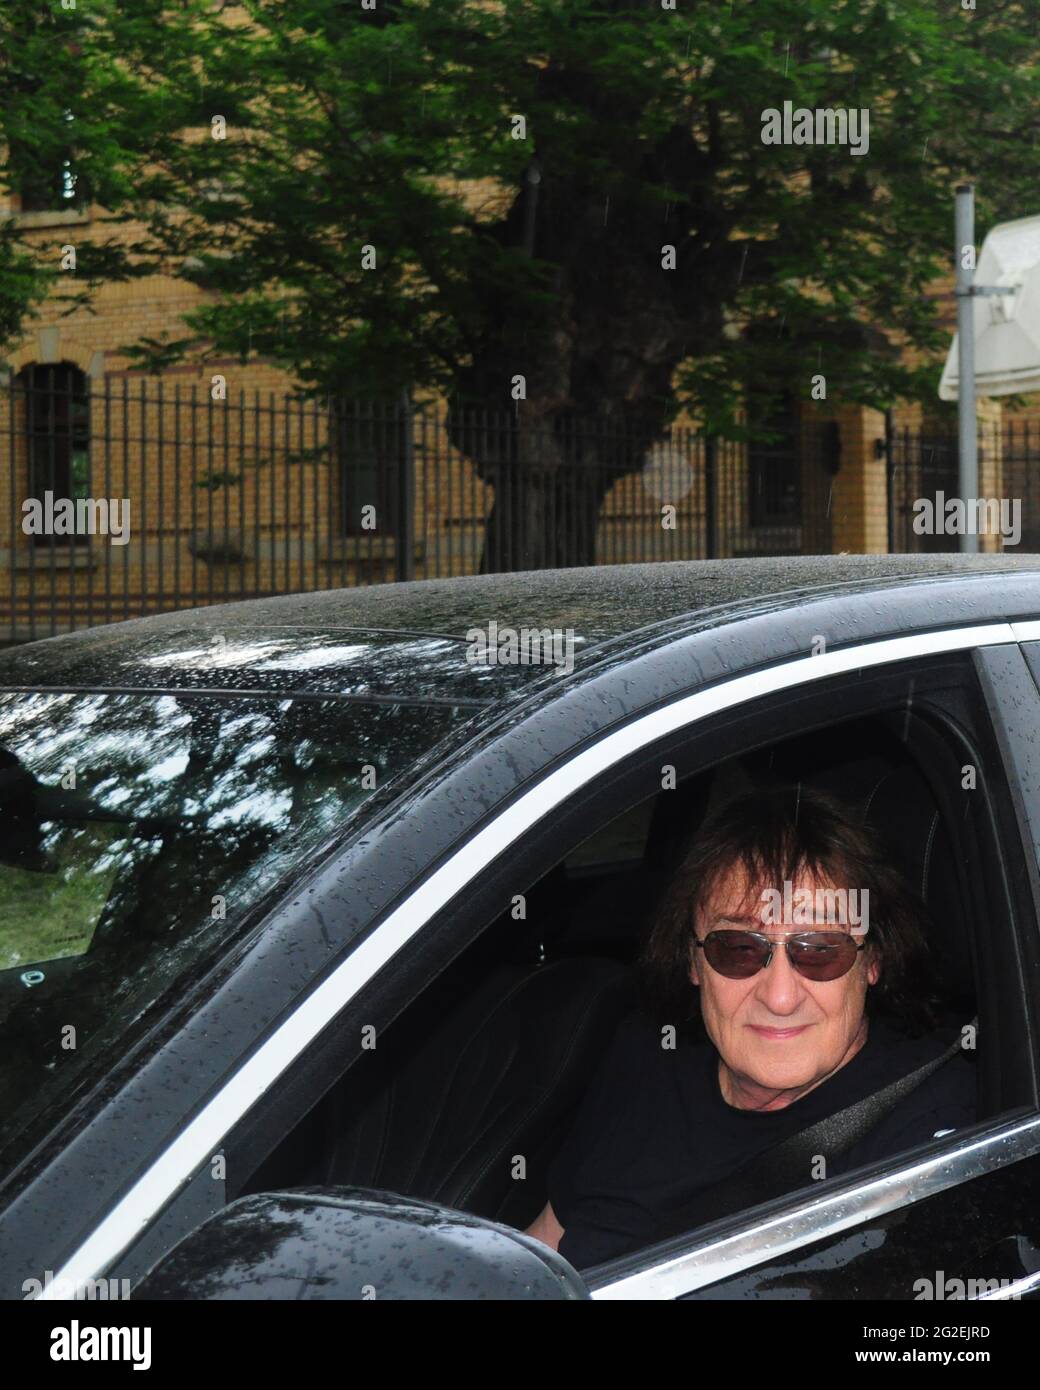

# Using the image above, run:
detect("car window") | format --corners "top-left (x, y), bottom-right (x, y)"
top-left (563, 799), bottom-right (655, 874)
top-left (0, 688), bottom-right (473, 1176)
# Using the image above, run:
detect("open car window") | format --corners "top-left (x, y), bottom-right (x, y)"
top-left (228, 652), bottom-right (1036, 1300)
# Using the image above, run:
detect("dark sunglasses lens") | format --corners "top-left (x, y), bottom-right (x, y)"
top-left (704, 931), bottom-right (769, 978)
top-left (788, 933), bottom-right (859, 981)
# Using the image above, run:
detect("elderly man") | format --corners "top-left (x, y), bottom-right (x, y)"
top-left (525, 784), bottom-right (976, 1269)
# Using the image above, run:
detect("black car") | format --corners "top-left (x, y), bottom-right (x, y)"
top-left (3, 553), bottom-right (1040, 1302)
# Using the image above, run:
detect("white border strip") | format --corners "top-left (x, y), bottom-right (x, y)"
top-left (1011, 620), bottom-right (1040, 643)
top-left (39, 622), bottom-right (1016, 1298)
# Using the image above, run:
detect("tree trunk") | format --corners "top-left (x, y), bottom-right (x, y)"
top-left (479, 461), bottom-right (608, 572)
top-left (449, 404), bottom-right (634, 573)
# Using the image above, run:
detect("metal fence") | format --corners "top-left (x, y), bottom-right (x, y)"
top-left (887, 418), bottom-right (1040, 554)
top-left (0, 372), bottom-right (1034, 642)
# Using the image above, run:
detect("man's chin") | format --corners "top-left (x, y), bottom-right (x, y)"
top-left (749, 1068), bottom-right (818, 1095)
top-left (741, 1050), bottom-right (822, 1095)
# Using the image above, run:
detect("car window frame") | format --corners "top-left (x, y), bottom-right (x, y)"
top-left (35, 619), bottom-right (1040, 1300)
top-left (585, 1107), bottom-right (1040, 1299)
top-left (228, 644), bottom-right (1025, 1151)
top-left (218, 633), bottom-right (1040, 1293)
top-left (588, 639), bottom-right (1040, 1299)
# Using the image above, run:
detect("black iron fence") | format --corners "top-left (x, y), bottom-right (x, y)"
top-left (0, 373), bottom-right (1035, 641)
top-left (888, 418), bottom-right (1040, 554)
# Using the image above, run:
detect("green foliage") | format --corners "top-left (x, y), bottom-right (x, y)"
top-left (3, 0), bottom-right (1040, 432)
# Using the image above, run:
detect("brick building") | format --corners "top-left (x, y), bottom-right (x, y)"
top-left (0, 92), bottom-right (1024, 640)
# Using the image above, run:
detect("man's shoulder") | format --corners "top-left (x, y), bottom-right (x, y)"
top-left (848, 1022), bottom-right (977, 1164)
top-left (868, 1016), bottom-right (974, 1081)
top-left (606, 1008), bottom-right (706, 1061)
top-left (896, 1044), bottom-right (977, 1125)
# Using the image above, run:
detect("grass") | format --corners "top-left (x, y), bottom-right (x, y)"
top-left (0, 823), bottom-right (127, 971)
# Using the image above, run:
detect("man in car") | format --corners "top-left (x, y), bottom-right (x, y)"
top-left (524, 785), bottom-right (977, 1269)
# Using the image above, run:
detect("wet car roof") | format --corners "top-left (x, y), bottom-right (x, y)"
top-left (1, 554), bottom-right (1038, 703)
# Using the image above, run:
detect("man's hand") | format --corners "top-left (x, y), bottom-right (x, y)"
top-left (524, 1200), bottom-right (564, 1251)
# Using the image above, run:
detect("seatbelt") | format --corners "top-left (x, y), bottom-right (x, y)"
top-left (648, 1020), bottom-right (975, 1245)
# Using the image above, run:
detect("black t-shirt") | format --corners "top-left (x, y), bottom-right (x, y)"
top-left (547, 1012), bottom-right (977, 1271)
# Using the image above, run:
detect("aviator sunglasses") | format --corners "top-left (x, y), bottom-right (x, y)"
top-left (693, 928), bottom-right (866, 981)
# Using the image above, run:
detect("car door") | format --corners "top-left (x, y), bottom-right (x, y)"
top-left (28, 597), bottom-right (1040, 1300)
top-left (131, 630), bottom-right (1039, 1300)
top-left (586, 640), bottom-right (1040, 1301)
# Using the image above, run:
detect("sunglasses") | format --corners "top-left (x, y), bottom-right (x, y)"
top-left (693, 928), bottom-right (866, 981)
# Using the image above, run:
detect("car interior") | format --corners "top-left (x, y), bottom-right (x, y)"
top-left (238, 702), bottom-right (1002, 1247)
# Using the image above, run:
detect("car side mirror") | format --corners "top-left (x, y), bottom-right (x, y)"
top-left (130, 1187), bottom-right (589, 1300)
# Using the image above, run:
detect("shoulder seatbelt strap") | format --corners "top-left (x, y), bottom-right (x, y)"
top-left (649, 1019), bottom-right (974, 1245)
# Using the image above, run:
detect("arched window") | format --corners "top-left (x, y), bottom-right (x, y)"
top-left (17, 363), bottom-right (91, 546)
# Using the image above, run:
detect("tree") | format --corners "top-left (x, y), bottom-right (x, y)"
top-left (0, 2), bottom-right (158, 344)
top-left (6, 0), bottom-right (1040, 568)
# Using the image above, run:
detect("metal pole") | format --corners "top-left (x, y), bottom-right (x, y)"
top-left (955, 183), bottom-right (978, 554)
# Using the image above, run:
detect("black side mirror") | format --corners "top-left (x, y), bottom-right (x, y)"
top-left (130, 1187), bottom-right (589, 1301)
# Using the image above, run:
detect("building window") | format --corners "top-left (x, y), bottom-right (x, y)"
top-left (13, 110), bottom-right (86, 213)
top-left (747, 389), bottom-right (802, 527)
top-left (332, 400), bottom-right (404, 538)
top-left (18, 363), bottom-right (91, 545)
top-left (911, 430), bottom-right (960, 554)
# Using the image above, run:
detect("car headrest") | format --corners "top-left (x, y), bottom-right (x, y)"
top-left (855, 763), bottom-right (974, 1012)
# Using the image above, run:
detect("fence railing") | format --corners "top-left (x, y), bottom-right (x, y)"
top-left (888, 419), bottom-right (1040, 554)
top-left (0, 374), bottom-right (1033, 642)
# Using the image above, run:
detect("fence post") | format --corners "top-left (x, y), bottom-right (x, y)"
top-left (396, 388), bottom-right (416, 582)
top-left (704, 433), bottom-right (718, 560)
top-left (883, 408), bottom-right (895, 554)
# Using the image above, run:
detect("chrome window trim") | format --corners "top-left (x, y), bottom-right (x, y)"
top-left (973, 1273), bottom-right (1040, 1301)
top-left (1010, 620), bottom-right (1040, 642)
top-left (37, 620), bottom-right (1022, 1299)
top-left (590, 1113), bottom-right (1040, 1301)
top-left (976, 1267), bottom-right (1040, 1300)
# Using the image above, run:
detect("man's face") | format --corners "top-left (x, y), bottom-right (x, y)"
top-left (689, 861), bottom-right (879, 1108)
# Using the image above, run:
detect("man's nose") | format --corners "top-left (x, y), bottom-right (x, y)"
top-left (753, 940), bottom-right (805, 1014)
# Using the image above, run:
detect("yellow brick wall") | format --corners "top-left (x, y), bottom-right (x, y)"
top-left (1, 154), bottom-right (1020, 638)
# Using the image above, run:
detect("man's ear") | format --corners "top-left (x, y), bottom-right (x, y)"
top-left (865, 944), bottom-right (880, 988)
top-left (688, 936), bottom-right (701, 987)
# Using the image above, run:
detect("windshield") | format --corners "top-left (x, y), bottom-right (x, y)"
top-left (0, 688), bottom-right (470, 1174)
